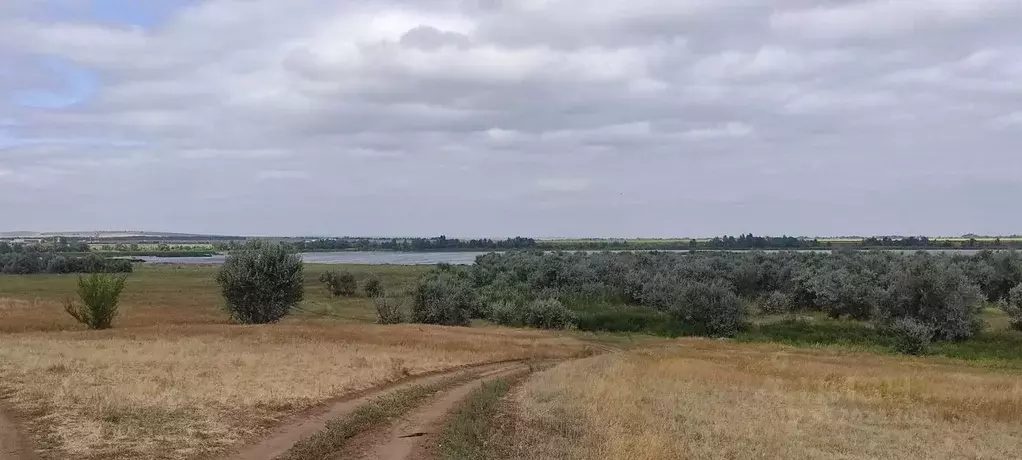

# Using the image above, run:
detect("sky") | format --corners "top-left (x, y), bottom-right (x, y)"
top-left (1, 0), bottom-right (1021, 238)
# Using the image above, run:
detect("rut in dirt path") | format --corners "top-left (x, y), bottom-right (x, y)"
top-left (352, 363), bottom-right (530, 460)
top-left (0, 403), bottom-right (39, 460)
top-left (221, 362), bottom-right (520, 460)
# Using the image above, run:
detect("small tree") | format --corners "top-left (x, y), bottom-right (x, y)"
top-left (217, 241), bottom-right (304, 324)
top-left (364, 276), bottom-right (384, 298)
top-left (65, 273), bottom-right (126, 330)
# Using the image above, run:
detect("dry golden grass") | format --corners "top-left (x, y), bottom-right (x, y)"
top-left (0, 265), bottom-right (593, 460)
top-left (0, 323), bottom-right (592, 460)
top-left (506, 340), bottom-right (1022, 460)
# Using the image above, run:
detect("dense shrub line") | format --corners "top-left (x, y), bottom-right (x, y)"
top-left (0, 252), bottom-right (133, 274)
top-left (407, 250), bottom-right (1022, 352)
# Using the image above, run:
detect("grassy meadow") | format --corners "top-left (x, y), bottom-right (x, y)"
top-left (0, 264), bottom-right (593, 460)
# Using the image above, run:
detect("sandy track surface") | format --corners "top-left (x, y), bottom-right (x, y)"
top-left (220, 361), bottom-right (521, 460)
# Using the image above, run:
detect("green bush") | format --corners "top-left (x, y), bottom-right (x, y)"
top-left (520, 298), bottom-right (576, 329)
top-left (64, 273), bottom-right (127, 330)
top-left (364, 276), bottom-right (384, 298)
top-left (374, 297), bottom-right (406, 324)
top-left (488, 301), bottom-right (521, 327)
top-left (320, 270), bottom-right (358, 297)
top-left (887, 317), bottom-right (933, 355)
top-left (216, 241), bottom-right (304, 324)
top-left (411, 271), bottom-right (478, 326)
top-left (575, 309), bottom-right (682, 336)
top-left (672, 281), bottom-right (746, 337)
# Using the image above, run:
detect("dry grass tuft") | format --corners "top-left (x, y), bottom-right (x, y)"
top-left (505, 339), bottom-right (1022, 460)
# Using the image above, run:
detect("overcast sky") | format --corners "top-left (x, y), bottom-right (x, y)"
top-left (2, 0), bottom-right (1021, 237)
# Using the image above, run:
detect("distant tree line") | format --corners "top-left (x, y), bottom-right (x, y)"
top-left (215, 236), bottom-right (540, 252)
top-left (0, 252), bottom-right (133, 274)
top-left (213, 234), bottom-right (1022, 253)
top-left (0, 240), bottom-right (91, 253)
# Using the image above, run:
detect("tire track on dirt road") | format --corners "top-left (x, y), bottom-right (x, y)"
top-left (221, 361), bottom-right (525, 460)
top-left (349, 363), bottom-right (531, 460)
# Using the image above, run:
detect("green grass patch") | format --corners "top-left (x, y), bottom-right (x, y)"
top-left (436, 378), bottom-right (517, 460)
top-left (737, 316), bottom-right (1022, 366)
top-left (278, 372), bottom-right (478, 460)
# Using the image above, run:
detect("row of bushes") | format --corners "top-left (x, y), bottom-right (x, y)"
top-left (399, 250), bottom-right (1022, 354)
top-left (0, 252), bottom-right (133, 274)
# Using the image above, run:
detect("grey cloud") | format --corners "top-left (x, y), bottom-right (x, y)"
top-left (1, 0), bottom-right (1021, 236)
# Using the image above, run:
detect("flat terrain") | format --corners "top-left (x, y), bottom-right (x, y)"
top-left (0, 265), bottom-right (592, 460)
top-left (4, 264), bottom-right (1022, 459)
top-left (501, 340), bottom-right (1022, 460)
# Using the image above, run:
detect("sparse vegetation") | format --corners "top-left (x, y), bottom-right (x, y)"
top-left (63, 273), bottom-right (127, 330)
top-left (374, 296), bottom-right (406, 324)
top-left (216, 240), bottom-right (304, 324)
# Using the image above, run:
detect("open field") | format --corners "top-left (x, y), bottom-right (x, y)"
top-left (0, 265), bottom-right (594, 460)
top-left (0, 264), bottom-right (430, 333)
top-left (500, 340), bottom-right (1022, 460)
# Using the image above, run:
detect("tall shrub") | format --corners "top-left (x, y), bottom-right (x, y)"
top-left (216, 241), bottom-right (304, 324)
top-left (64, 273), bottom-right (126, 330)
